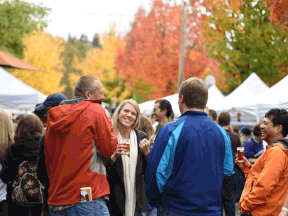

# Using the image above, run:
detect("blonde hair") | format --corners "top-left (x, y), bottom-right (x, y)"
top-left (112, 99), bottom-right (140, 133)
top-left (0, 109), bottom-right (14, 162)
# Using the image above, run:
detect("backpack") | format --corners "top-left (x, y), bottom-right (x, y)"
top-left (12, 161), bottom-right (45, 204)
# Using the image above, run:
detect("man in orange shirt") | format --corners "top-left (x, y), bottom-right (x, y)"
top-left (237, 109), bottom-right (288, 216)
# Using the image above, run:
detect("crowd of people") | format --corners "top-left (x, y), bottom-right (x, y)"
top-left (0, 75), bottom-right (288, 216)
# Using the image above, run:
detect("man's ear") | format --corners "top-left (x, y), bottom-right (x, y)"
top-left (277, 125), bottom-right (283, 135)
top-left (85, 91), bottom-right (90, 99)
top-left (180, 95), bottom-right (185, 104)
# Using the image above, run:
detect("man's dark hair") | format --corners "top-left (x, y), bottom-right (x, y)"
top-left (265, 108), bottom-right (288, 137)
top-left (208, 109), bottom-right (217, 121)
top-left (218, 112), bottom-right (231, 127)
top-left (241, 128), bottom-right (251, 136)
top-left (75, 75), bottom-right (99, 98)
top-left (253, 123), bottom-right (262, 137)
top-left (155, 99), bottom-right (172, 118)
top-left (233, 128), bottom-right (239, 134)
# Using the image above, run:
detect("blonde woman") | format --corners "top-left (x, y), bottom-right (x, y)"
top-left (0, 108), bottom-right (14, 215)
top-left (106, 99), bottom-right (150, 216)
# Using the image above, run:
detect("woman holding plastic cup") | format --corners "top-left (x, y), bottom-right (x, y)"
top-left (106, 99), bottom-right (150, 216)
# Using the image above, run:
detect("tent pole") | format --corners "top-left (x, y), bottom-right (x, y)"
top-left (256, 105), bottom-right (259, 123)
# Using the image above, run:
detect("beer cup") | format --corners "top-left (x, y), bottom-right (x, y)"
top-left (237, 147), bottom-right (245, 162)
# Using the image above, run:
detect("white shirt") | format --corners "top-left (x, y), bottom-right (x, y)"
top-left (0, 164), bottom-right (7, 202)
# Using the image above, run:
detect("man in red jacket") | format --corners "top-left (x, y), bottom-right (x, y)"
top-left (45, 75), bottom-right (118, 216)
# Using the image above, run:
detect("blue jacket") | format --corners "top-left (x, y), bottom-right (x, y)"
top-left (244, 137), bottom-right (264, 159)
top-left (145, 111), bottom-right (234, 215)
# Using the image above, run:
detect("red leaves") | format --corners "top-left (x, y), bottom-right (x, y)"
top-left (116, 0), bottom-right (223, 100)
top-left (266, 0), bottom-right (288, 26)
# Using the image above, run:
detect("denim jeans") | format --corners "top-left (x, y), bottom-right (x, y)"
top-left (234, 166), bottom-right (246, 203)
top-left (49, 198), bottom-right (109, 216)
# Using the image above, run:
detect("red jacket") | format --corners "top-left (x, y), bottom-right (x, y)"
top-left (45, 100), bottom-right (118, 206)
top-left (239, 142), bottom-right (288, 216)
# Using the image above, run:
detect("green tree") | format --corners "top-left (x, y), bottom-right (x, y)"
top-left (204, 0), bottom-right (288, 91)
top-left (0, 0), bottom-right (51, 58)
top-left (61, 34), bottom-right (91, 99)
top-left (92, 33), bottom-right (101, 48)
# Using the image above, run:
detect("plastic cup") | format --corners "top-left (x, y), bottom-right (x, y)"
top-left (123, 143), bottom-right (130, 151)
top-left (237, 147), bottom-right (245, 162)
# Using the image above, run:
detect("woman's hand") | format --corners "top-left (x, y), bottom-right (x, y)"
top-left (139, 138), bottom-right (151, 159)
top-left (235, 155), bottom-right (251, 175)
top-left (149, 135), bottom-right (155, 145)
top-left (111, 143), bottom-right (128, 163)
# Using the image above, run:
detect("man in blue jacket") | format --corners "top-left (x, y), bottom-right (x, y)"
top-left (145, 77), bottom-right (234, 216)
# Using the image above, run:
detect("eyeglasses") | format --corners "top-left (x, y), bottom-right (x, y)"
top-left (153, 108), bottom-right (162, 112)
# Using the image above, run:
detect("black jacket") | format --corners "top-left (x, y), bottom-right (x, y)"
top-left (0, 139), bottom-right (40, 185)
top-left (36, 135), bottom-right (49, 203)
top-left (0, 139), bottom-right (40, 204)
top-left (106, 130), bottom-right (148, 216)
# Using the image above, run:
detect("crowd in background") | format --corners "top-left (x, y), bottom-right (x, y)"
top-left (0, 75), bottom-right (288, 216)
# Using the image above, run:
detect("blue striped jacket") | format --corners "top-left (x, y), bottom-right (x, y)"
top-left (145, 110), bottom-right (234, 215)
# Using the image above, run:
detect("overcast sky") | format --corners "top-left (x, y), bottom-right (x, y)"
top-left (25, 0), bottom-right (152, 41)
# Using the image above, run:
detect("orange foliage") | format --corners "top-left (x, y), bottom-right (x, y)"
top-left (116, 0), bottom-right (223, 100)
top-left (266, 0), bottom-right (288, 26)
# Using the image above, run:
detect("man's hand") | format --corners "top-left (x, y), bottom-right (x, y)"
top-left (140, 138), bottom-right (151, 159)
top-left (236, 155), bottom-right (251, 175)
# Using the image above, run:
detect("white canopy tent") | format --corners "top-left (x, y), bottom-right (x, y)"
top-left (241, 75), bottom-right (288, 108)
top-left (138, 99), bottom-right (156, 116)
top-left (206, 85), bottom-right (225, 111)
top-left (139, 85), bottom-right (225, 118)
top-left (0, 67), bottom-right (47, 114)
top-left (232, 75), bottom-right (288, 122)
top-left (221, 72), bottom-right (269, 110)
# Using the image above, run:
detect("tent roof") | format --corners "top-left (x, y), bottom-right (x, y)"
top-left (0, 50), bottom-right (40, 70)
top-left (246, 75), bottom-right (288, 106)
top-left (206, 85), bottom-right (225, 111)
top-left (221, 72), bottom-right (269, 110)
top-left (139, 85), bottom-right (226, 117)
top-left (0, 67), bottom-right (46, 112)
top-left (138, 99), bottom-right (156, 116)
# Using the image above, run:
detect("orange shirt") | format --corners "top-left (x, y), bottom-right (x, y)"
top-left (239, 143), bottom-right (288, 216)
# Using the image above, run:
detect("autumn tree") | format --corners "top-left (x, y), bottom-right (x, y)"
top-left (116, 0), bottom-right (224, 101)
top-left (266, 0), bottom-right (288, 26)
top-left (61, 34), bottom-right (92, 99)
top-left (70, 28), bottom-right (130, 105)
top-left (203, 0), bottom-right (288, 91)
top-left (0, 0), bottom-right (50, 58)
top-left (12, 31), bottom-right (65, 95)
